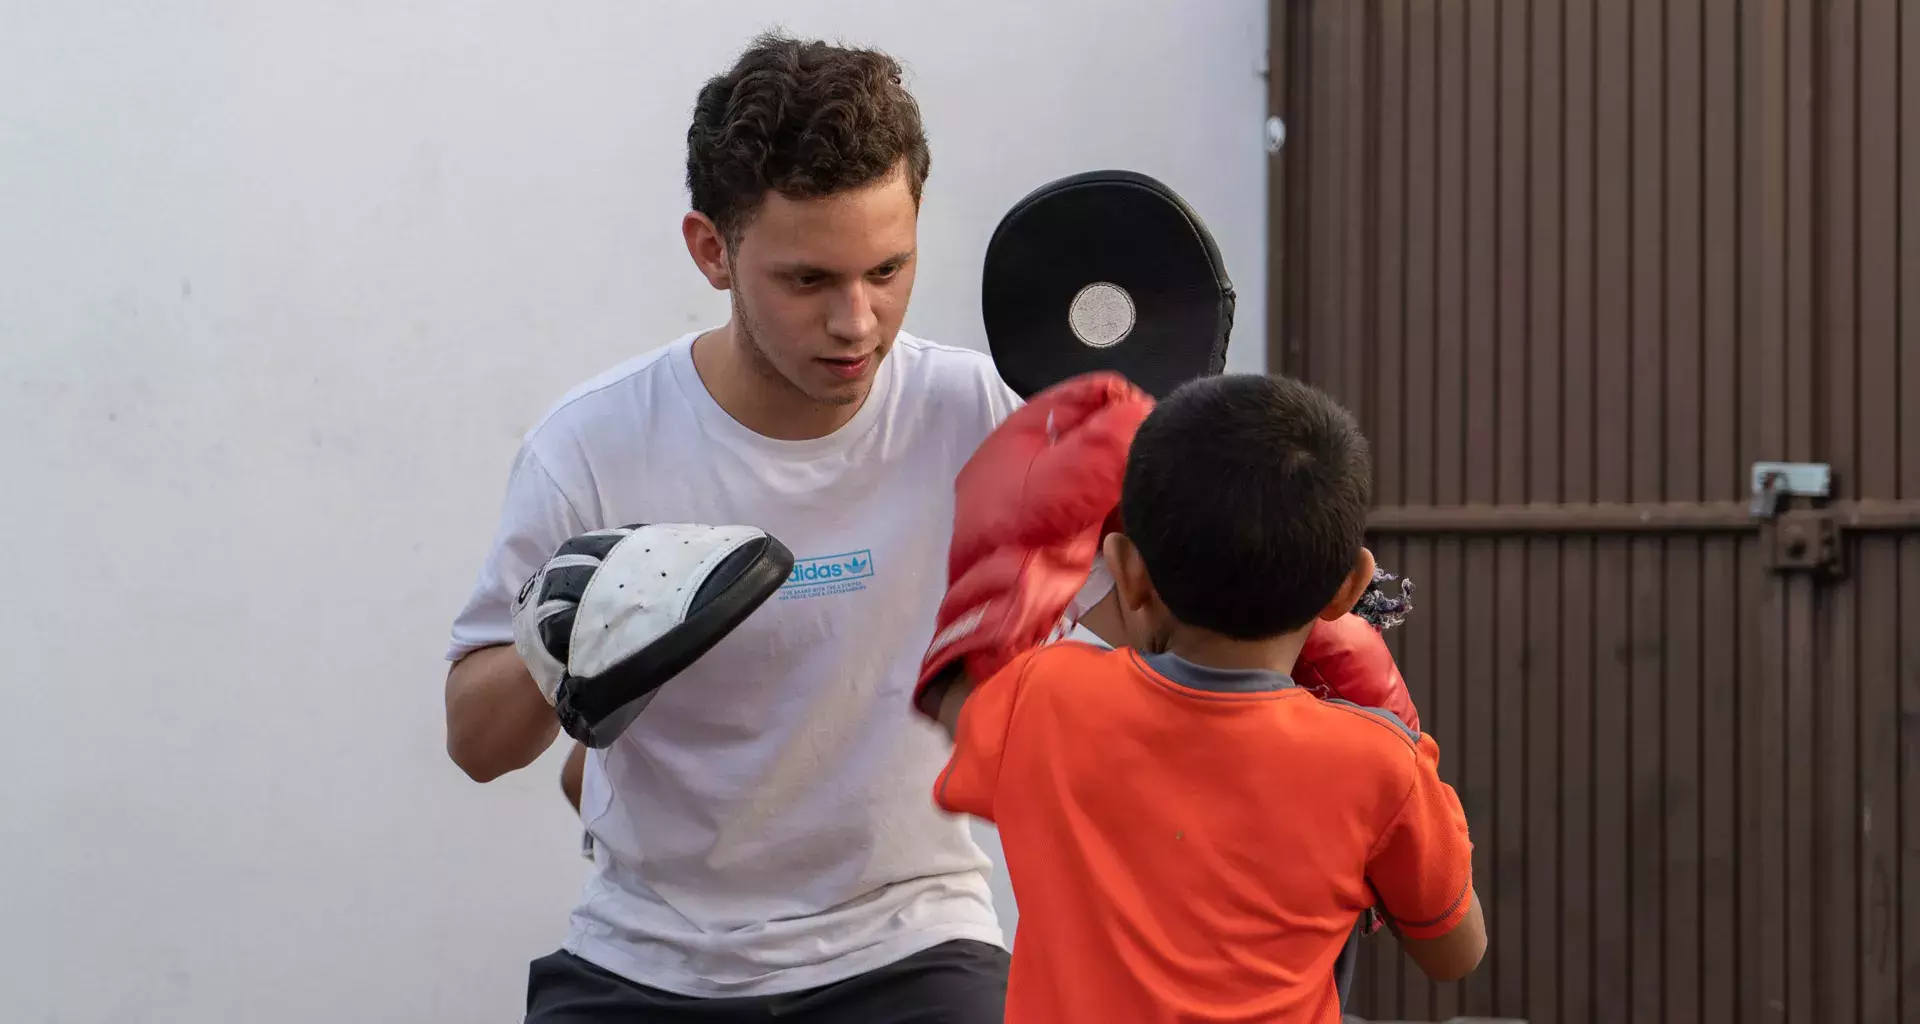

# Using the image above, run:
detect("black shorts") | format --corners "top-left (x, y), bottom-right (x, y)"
top-left (525, 940), bottom-right (1010, 1023)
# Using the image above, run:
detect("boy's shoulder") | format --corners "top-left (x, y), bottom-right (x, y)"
top-left (1282, 696), bottom-right (1433, 813)
top-left (999, 641), bottom-right (1136, 703)
top-left (1021, 639), bottom-right (1131, 675)
top-left (1285, 692), bottom-right (1426, 774)
top-left (1311, 697), bottom-right (1422, 749)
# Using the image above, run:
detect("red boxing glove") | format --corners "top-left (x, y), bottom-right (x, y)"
top-left (913, 371), bottom-right (1154, 718)
top-left (1293, 613), bottom-right (1421, 733)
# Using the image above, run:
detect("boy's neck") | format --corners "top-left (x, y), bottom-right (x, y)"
top-left (1162, 624), bottom-right (1312, 678)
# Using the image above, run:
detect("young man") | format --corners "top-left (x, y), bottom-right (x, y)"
top-left (912, 372), bottom-right (1487, 1022)
top-left (446, 33), bottom-right (1133, 1021)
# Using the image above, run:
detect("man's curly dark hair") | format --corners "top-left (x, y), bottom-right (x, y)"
top-left (687, 32), bottom-right (932, 245)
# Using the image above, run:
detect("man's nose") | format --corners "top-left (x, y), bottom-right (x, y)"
top-left (825, 280), bottom-right (878, 342)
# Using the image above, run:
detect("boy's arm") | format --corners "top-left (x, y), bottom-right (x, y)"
top-left (1388, 887), bottom-right (1486, 982)
top-left (931, 672), bottom-right (979, 741)
top-left (940, 561), bottom-right (1116, 718)
top-left (1365, 732), bottom-right (1487, 982)
top-left (912, 372), bottom-right (1151, 721)
top-left (925, 649), bottom-right (1043, 824)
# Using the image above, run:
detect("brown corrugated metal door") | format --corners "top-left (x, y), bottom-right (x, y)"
top-left (1267, 1), bottom-right (1920, 1021)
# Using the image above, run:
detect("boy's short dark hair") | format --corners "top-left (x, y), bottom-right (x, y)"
top-left (1120, 374), bottom-right (1373, 640)
top-left (686, 32), bottom-right (932, 245)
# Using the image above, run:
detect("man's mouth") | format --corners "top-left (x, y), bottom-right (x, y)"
top-left (818, 354), bottom-right (872, 380)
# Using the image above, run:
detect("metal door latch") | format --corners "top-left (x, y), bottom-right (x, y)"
top-left (1750, 461), bottom-right (1843, 579)
top-left (1750, 461), bottom-right (1830, 516)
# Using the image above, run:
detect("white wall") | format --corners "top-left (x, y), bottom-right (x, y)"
top-left (0, 2), bottom-right (1267, 1020)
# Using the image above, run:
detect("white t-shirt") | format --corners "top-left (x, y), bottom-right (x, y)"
top-left (447, 329), bottom-right (1110, 998)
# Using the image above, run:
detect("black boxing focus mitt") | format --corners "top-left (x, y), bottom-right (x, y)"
top-left (511, 523), bottom-right (793, 748)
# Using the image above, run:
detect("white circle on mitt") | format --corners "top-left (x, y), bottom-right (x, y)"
top-left (1068, 281), bottom-right (1136, 349)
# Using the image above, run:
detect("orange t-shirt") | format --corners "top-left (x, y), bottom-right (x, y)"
top-left (935, 642), bottom-right (1474, 1023)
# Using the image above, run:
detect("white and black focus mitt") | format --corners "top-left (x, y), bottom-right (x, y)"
top-left (512, 523), bottom-right (794, 749)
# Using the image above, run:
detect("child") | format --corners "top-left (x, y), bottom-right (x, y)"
top-left (913, 371), bottom-right (1484, 1023)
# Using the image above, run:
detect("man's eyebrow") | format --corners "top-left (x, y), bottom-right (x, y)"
top-left (770, 262), bottom-right (835, 277)
top-left (769, 251), bottom-right (915, 277)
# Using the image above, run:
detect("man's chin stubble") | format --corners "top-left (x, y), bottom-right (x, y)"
top-left (734, 312), bottom-right (876, 409)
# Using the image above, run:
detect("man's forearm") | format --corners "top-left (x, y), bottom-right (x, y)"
top-left (445, 644), bottom-right (561, 782)
top-left (561, 741), bottom-right (586, 813)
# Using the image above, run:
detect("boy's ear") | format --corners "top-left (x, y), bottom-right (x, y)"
top-left (1317, 546), bottom-right (1378, 622)
top-left (1102, 532), bottom-right (1153, 613)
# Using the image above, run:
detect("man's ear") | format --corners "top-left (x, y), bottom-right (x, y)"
top-left (1103, 532), bottom-right (1152, 613)
top-left (1318, 546), bottom-right (1378, 622)
top-left (682, 212), bottom-right (732, 290)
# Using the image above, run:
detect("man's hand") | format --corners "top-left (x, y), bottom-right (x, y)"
top-left (913, 371), bottom-right (1153, 719)
top-left (512, 522), bottom-right (790, 749)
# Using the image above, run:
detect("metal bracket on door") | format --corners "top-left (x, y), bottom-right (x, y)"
top-left (1750, 461), bottom-right (1844, 579)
